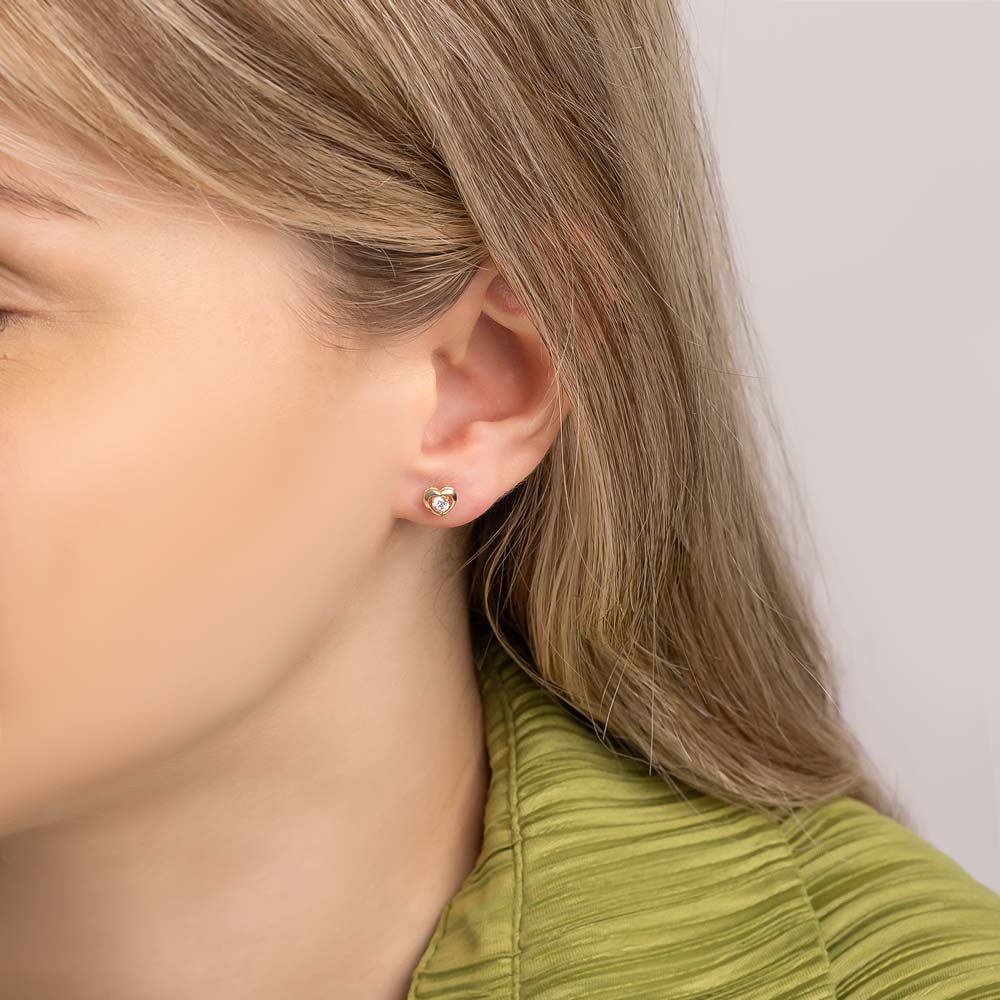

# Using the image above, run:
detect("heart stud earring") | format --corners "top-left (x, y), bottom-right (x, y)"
top-left (423, 486), bottom-right (458, 517)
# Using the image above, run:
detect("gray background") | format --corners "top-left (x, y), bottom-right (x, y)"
top-left (685, 0), bottom-right (999, 892)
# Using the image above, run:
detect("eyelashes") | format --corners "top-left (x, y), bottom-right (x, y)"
top-left (0, 309), bottom-right (25, 333)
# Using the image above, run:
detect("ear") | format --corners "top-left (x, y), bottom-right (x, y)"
top-left (393, 259), bottom-right (571, 526)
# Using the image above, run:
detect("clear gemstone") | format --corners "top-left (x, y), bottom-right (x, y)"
top-left (431, 495), bottom-right (451, 513)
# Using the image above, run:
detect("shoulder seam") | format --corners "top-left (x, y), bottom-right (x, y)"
top-left (775, 812), bottom-right (841, 1000)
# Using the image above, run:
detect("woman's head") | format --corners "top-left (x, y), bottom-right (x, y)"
top-left (0, 0), bottom-right (898, 833)
top-left (0, 119), bottom-right (570, 833)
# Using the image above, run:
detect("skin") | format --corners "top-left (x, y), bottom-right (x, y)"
top-left (0, 132), bottom-right (568, 998)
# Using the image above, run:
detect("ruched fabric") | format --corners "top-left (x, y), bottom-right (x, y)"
top-left (406, 640), bottom-right (1000, 999)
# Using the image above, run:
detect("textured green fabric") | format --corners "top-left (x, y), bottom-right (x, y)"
top-left (406, 639), bottom-right (1000, 999)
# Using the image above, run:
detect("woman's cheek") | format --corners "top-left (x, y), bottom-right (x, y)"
top-left (0, 327), bottom-right (377, 834)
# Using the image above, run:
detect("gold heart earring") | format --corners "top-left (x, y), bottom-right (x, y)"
top-left (423, 485), bottom-right (458, 517)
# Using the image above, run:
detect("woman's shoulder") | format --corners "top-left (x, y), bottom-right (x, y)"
top-left (778, 794), bottom-right (1000, 998)
top-left (519, 650), bottom-right (997, 994)
top-left (410, 648), bottom-right (1000, 998)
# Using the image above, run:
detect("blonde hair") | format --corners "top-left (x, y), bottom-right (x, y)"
top-left (0, 0), bottom-right (901, 820)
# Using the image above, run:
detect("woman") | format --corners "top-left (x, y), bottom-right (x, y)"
top-left (0, 1), bottom-right (997, 997)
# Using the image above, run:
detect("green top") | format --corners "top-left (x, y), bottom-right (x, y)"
top-left (406, 639), bottom-right (1000, 999)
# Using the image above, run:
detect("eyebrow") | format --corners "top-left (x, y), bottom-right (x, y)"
top-left (0, 176), bottom-right (98, 223)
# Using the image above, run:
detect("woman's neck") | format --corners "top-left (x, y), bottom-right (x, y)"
top-left (0, 534), bottom-right (490, 1000)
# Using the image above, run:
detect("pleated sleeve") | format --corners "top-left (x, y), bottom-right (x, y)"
top-left (781, 797), bottom-right (1000, 998)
